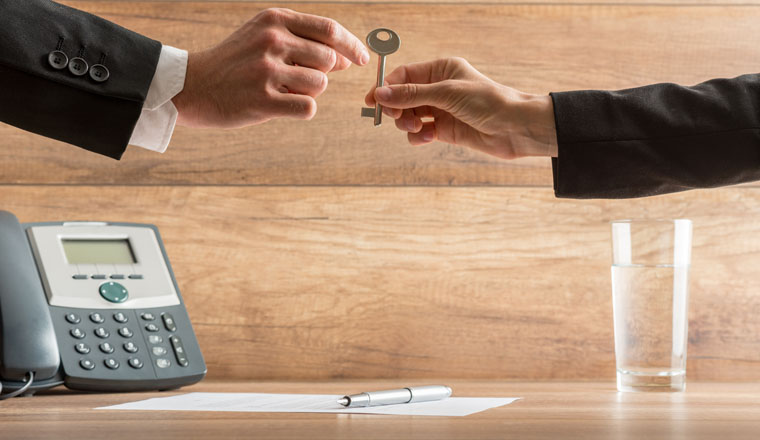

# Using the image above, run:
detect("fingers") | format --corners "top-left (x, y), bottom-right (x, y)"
top-left (277, 65), bottom-right (328, 97)
top-left (269, 93), bottom-right (318, 120)
top-left (332, 54), bottom-right (352, 72)
top-left (395, 109), bottom-right (421, 133)
top-left (286, 38), bottom-right (338, 72)
top-left (407, 121), bottom-right (436, 146)
top-left (365, 85), bottom-right (403, 119)
top-left (373, 81), bottom-right (458, 111)
top-left (282, 9), bottom-right (370, 67)
top-left (286, 36), bottom-right (352, 73)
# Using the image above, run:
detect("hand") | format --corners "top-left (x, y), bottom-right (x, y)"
top-left (173, 8), bottom-right (369, 128)
top-left (365, 57), bottom-right (558, 159)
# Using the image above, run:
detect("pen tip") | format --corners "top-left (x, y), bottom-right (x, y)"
top-left (337, 397), bottom-right (349, 406)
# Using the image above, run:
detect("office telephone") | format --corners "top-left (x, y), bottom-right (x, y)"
top-left (0, 211), bottom-right (205, 398)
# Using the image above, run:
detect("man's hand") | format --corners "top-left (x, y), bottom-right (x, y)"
top-left (365, 57), bottom-right (558, 159)
top-left (173, 8), bottom-right (369, 128)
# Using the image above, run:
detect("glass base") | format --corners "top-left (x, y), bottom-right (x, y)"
top-left (617, 369), bottom-right (685, 392)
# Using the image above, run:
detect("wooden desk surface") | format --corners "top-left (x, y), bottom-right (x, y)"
top-left (2, 380), bottom-right (759, 439)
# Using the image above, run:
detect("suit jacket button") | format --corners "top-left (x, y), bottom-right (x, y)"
top-left (68, 57), bottom-right (88, 76)
top-left (48, 50), bottom-right (68, 69)
top-left (89, 64), bottom-right (110, 83)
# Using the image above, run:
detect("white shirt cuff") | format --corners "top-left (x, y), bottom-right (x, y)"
top-left (129, 45), bottom-right (188, 153)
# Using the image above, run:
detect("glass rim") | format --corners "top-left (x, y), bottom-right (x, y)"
top-left (610, 218), bottom-right (691, 225)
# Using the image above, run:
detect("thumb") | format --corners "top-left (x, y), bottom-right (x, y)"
top-left (374, 82), bottom-right (456, 110)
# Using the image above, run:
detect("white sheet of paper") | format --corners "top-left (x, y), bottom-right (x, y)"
top-left (96, 392), bottom-right (519, 417)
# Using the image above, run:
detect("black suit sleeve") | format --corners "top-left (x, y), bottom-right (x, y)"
top-left (549, 74), bottom-right (760, 198)
top-left (0, 0), bottom-right (162, 159)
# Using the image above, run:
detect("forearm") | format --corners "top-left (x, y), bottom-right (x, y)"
top-left (551, 74), bottom-right (760, 198)
top-left (0, 0), bottom-right (161, 159)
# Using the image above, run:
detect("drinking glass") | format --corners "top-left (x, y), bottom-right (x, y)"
top-left (611, 219), bottom-right (692, 392)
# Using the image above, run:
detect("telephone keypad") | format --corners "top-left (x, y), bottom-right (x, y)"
top-left (56, 305), bottom-right (201, 388)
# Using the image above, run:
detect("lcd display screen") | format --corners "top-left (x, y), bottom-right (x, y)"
top-left (62, 239), bottom-right (136, 264)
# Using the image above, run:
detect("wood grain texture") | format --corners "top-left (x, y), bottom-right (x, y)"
top-left (4, 381), bottom-right (760, 439)
top-left (5, 185), bottom-right (760, 380)
top-left (3, 2), bottom-right (760, 185)
top-left (85, 0), bottom-right (760, 5)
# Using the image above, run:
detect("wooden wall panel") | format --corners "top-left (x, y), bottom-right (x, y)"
top-left (87, 0), bottom-right (760, 5)
top-left (4, 186), bottom-right (760, 380)
top-left (2, 2), bottom-right (758, 185)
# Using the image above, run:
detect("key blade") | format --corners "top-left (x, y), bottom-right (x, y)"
top-left (361, 107), bottom-right (376, 118)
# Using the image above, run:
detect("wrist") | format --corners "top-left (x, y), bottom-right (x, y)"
top-left (172, 51), bottom-right (206, 128)
top-left (515, 93), bottom-right (558, 157)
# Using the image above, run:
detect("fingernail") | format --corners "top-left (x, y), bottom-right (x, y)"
top-left (422, 131), bottom-right (434, 142)
top-left (360, 51), bottom-right (370, 65)
top-left (405, 119), bottom-right (415, 132)
top-left (375, 87), bottom-right (392, 101)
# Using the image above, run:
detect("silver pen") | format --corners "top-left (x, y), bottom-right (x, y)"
top-left (337, 385), bottom-right (452, 408)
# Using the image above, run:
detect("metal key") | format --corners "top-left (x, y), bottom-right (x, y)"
top-left (361, 28), bottom-right (401, 126)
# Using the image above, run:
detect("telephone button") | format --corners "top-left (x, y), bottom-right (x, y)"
top-left (170, 336), bottom-right (189, 367)
top-left (79, 359), bottom-right (95, 370)
top-left (156, 358), bottom-right (171, 369)
top-left (162, 313), bottom-right (177, 332)
top-left (113, 312), bottom-right (128, 323)
top-left (75, 343), bottom-right (90, 354)
top-left (141, 312), bottom-right (156, 321)
top-left (128, 274), bottom-right (144, 280)
top-left (100, 342), bottom-right (114, 354)
top-left (123, 342), bottom-right (138, 353)
top-left (91, 274), bottom-right (107, 280)
top-left (65, 313), bottom-right (81, 324)
top-left (99, 282), bottom-right (128, 303)
top-left (152, 346), bottom-right (167, 356)
top-left (145, 323), bottom-right (159, 332)
top-left (90, 312), bottom-right (105, 323)
top-left (110, 274), bottom-right (125, 280)
top-left (94, 327), bottom-right (109, 338)
top-left (118, 327), bottom-right (133, 338)
top-left (148, 335), bottom-right (163, 344)
top-left (70, 328), bottom-right (85, 339)
top-left (128, 358), bottom-right (144, 369)
top-left (104, 358), bottom-right (120, 370)
top-left (72, 274), bottom-right (88, 280)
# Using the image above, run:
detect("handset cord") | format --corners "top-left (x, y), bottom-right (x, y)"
top-left (0, 371), bottom-right (35, 400)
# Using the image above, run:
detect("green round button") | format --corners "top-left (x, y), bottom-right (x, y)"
top-left (99, 282), bottom-right (128, 303)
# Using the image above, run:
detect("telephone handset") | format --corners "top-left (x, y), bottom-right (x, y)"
top-left (0, 211), bottom-right (205, 398)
